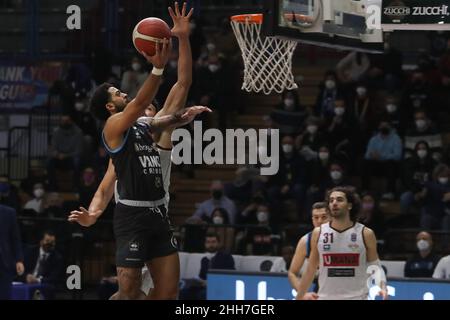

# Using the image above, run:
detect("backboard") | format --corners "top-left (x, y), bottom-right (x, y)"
top-left (264, 0), bottom-right (385, 53)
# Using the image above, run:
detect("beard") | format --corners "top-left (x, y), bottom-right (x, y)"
top-left (114, 101), bottom-right (127, 113)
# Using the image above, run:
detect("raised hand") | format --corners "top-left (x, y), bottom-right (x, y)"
top-left (141, 38), bottom-right (172, 69)
top-left (168, 2), bottom-right (194, 38)
top-left (68, 207), bottom-right (100, 227)
top-left (180, 105), bottom-right (212, 125)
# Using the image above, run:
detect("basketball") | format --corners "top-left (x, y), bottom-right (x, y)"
top-left (132, 17), bottom-right (171, 56)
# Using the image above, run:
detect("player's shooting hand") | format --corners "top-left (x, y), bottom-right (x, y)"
top-left (179, 106), bottom-right (212, 125)
top-left (141, 38), bottom-right (172, 69)
top-left (168, 2), bottom-right (194, 38)
top-left (68, 206), bottom-right (100, 227)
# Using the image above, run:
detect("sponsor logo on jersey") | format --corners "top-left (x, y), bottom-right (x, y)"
top-left (155, 176), bottom-right (162, 188)
top-left (327, 268), bottom-right (355, 277)
top-left (351, 233), bottom-right (357, 242)
top-left (348, 243), bottom-right (360, 252)
top-left (134, 143), bottom-right (154, 153)
top-left (323, 253), bottom-right (360, 267)
top-left (129, 241), bottom-right (140, 252)
top-left (323, 244), bottom-right (331, 251)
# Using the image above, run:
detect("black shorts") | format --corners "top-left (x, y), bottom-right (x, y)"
top-left (113, 202), bottom-right (178, 268)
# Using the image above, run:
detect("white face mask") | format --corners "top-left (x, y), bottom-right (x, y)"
top-left (334, 107), bottom-right (345, 116)
top-left (307, 125), bottom-right (318, 135)
top-left (257, 211), bottom-right (268, 223)
top-left (417, 239), bottom-right (430, 251)
top-left (206, 42), bottom-right (216, 52)
top-left (208, 64), bottom-right (220, 73)
top-left (325, 80), bottom-right (336, 90)
top-left (415, 119), bottom-right (427, 130)
top-left (318, 152), bottom-right (329, 161)
top-left (417, 150), bottom-right (427, 159)
top-left (169, 60), bottom-right (178, 69)
top-left (282, 144), bottom-right (293, 154)
top-left (33, 188), bottom-right (45, 199)
top-left (356, 87), bottom-right (367, 97)
top-left (74, 102), bottom-right (84, 111)
top-left (438, 177), bottom-right (449, 185)
top-left (330, 170), bottom-right (342, 181)
top-left (212, 216), bottom-right (224, 225)
top-left (131, 63), bottom-right (141, 71)
top-left (283, 98), bottom-right (295, 109)
top-left (386, 104), bottom-right (397, 113)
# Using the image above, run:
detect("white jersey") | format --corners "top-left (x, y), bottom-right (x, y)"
top-left (317, 222), bottom-right (368, 300)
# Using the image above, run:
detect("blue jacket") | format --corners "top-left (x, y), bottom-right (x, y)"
top-left (365, 131), bottom-right (402, 161)
top-left (0, 205), bottom-right (23, 275)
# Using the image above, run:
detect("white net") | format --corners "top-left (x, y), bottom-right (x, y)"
top-left (231, 15), bottom-right (298, 95)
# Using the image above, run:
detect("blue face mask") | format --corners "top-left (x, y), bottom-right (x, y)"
top-left (0, 182), bottom-right (10, 194)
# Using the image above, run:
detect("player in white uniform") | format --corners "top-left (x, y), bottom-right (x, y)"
top-left (296, 186), bottom-right (388, 300)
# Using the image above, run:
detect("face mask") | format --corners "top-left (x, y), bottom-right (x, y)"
top-left (318, 152), bottom-right (329, 161)
top-left (362, 202), bottom-right (374, 211)
top-left (131, 63), bottom-right (141, 71)
top-left (386, 104), bottom-right (397, 113)
top-left (325, 80), bottom-right (336, 90)
top-left (34, 188), bottom-right (45, 199)
top-left (212, 216), bottom-right (224, 225)
top-left (212, 190), bottom-right (223, 200)
top-left (206, 43), bottom-right (216, 52)
top-left (438, 177), bottom-right (449, 185)
top-left (330, 170), bottom-right (342, 181)
top-left (417, 239), bottom-right (430, 251)
top-left (74, 102), bottom-right (84, 111)
top-left (42, 242), bottom-right (55, 252)
top-left (417, 150), bottom-right (427, 159)
top-left (334, 107), bottom-right (345, 116)
top-left (282, 144), bottom-right (293, 154)
top-left (284, 98), bottom-right (295, 109)
top-left (415, 119), bottom-right (427, 130)
top-left (257, 211), bottom-right (268, 223)
top-left (356, 87), bottom-right (367, 97)
top-left (307, 125), bottom-right (318, 134)
top-left (83, 173), bottom-right (95, 184)
top-left (380, 127), bottom-right (390, 135)
top-left (208, 64), bottom-right (220, 73)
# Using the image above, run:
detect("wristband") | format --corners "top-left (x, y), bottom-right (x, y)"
top-left (151, 67), bottom-right (164, 76)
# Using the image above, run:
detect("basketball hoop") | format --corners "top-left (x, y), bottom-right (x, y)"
top-left (230, 14), bottom-right (298, 95)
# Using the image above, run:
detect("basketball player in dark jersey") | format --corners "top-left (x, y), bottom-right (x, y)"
top-left (69, 2), bottom-right (198, 300)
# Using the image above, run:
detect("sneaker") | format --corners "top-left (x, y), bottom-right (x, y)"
top-left (381, 192), bottom-right (395, 200)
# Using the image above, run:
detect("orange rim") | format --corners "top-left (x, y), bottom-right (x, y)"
top-left (231, 14), bottom-right (263, 24)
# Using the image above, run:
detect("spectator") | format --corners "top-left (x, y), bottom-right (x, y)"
top-left (357, 193), bottom-right (384, 238)
top-left (432, 255), bottom-right (450, 279)
top-left (349, 82), bottom-right (375, 143)
top-left (305, 144), bottom-right (333, 189)
top-left (21, 230), bottom-right (63, 299)
top-left (179, 232), bottom-right (234, 300)
top-left (315, 70), bottom-right (346, 120)
top-left (404, 231), bottom-right (440, 278)
top-left (404, 109), bottom-right (443, 161)
top-left (24, 183), bottom-right (46, 215)
top-left (270, 245), bottom-right (295, 273)
top-left (0, 204), bottom-right (24, 300)
top-left (206, 208), bottom-right (235, 253)
top-left (336, 51), bottom-right (370, 85)
top-left (419, 164), bottom-right (450, 230)
top-left (71, 91), bottom-right (99, 154)
top-left (266, 135), bottom-right (307, 224)
top-left (78, 167), bottom-right (98, 208)
top-left (378, 95), bottom-right (405, 136)
top-left (244, 204), bottom-right (279, 256)
top-left (47, 114), bottom-right (84, 190)
top-left (400, 141), bottom-right (437, 214)
top-left (224, 166), bottom-right (258, 214)
top-left (367, 42), bottom-right (403, 90)
top-left (401, 69), bottom-right (434, 121)
top-left (296, 117), bottom-right (326, 162)
top-left (187, 180), bottom-right (237, 225)
top-left (0, 175), bottom-right (20, 211)
top-left (120, 55), bottom-right (148, 99)
top-left (270, 90), bottom-right (308, 135)
top-left (362, 119), bottom-right (402, 199)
